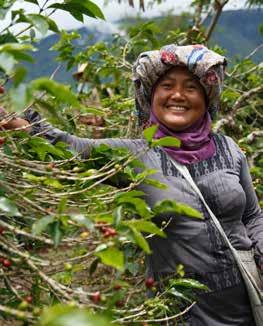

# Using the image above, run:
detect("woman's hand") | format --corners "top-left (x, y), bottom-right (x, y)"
top-left (0, 107), bottom-right (31, 132)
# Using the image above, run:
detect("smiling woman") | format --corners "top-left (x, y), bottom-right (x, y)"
top-left (2, 43), bottom-right (263, 325)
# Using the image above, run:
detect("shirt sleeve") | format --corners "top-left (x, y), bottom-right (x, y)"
top-left (24, 109), bottom-right (147, 158)
top-left (24, 109), bottom-right (95, 157)
top-left (239, 150), bottom-right (263, 266)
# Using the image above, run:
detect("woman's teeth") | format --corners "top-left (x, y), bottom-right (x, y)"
top-left (167, 106), bottom-right (187, 112)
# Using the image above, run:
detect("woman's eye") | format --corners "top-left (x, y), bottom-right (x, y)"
top-left (186, 84), bottom-right (197, 90)
top-left (161, 83), bottom-right (172, 88)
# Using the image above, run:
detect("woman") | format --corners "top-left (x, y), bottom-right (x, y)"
top-left (3, 44), bottom-right (263, 325)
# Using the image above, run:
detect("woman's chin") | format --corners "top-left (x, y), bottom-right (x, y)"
top-left (164, 119), bottom-right (190, 131)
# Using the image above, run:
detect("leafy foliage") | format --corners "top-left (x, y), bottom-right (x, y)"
top-left (0, 0), bottom-right (262, 324)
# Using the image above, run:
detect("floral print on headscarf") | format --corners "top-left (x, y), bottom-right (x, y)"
top-left (132, 44), bottom-right (227, 125)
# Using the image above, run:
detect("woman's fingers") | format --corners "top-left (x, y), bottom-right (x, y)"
top-left (0, 108), bottom-right (31, 131)
top-left (1, 118), bottom-right (31, 131)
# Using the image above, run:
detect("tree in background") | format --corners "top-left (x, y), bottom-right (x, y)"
top-left (0, 0), bottom-right (262, 324)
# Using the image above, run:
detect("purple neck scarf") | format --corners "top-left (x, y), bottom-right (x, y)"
top-left (149, 111), bottom-right (216, 165)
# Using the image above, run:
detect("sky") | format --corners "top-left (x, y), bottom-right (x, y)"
top-left (2, 0), bottom-right (248, 35)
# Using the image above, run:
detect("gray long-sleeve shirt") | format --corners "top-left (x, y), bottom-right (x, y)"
top-left (25, 110), bottom-right (262, 325)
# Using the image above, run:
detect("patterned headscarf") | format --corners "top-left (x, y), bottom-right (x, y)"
top-left (133, 44), bottom-right (227, 125)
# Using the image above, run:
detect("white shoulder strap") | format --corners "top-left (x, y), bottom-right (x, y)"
top-left (170, 158), bottom-right (262, 298)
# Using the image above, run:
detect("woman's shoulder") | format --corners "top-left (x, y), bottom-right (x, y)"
top-left (212, 133), bottom-right (246, 165)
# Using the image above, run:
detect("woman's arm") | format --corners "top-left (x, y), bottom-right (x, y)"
top-left (1, 109), bottom-right (104, 157)
top-left (23, 109), bottom-right (94, 158)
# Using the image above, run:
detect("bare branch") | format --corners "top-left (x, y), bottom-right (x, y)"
top-left (205, 0), bottom-right (229, 42)
top-left (246, 130), bottom-right (263, 144)
top-left (214, 85), bottom-right (263, 132)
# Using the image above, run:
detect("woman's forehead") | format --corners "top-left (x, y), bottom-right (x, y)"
top-left (159, 66), bottom-right (200, 83)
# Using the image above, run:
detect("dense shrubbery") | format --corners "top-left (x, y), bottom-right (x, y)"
top-left (0, 0), bottom-right (262, 324)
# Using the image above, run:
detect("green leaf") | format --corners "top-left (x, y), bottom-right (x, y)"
top-left (27, 14), bottom-right (49, 35)
top-left (144, 178), bottom-right (168, 189)
top-left (0, 197), bottom-right (21, 216)
top-left (10, 83), bottom-right (30, 112)
top-left (27, 137), bottom-right (72, 161)
top-left (48, 0), bottom-right (105, 22)
top-left (23, 173), bottom-right (44, 182)
top-left (126, 220), bottom-right (166, 237)
top-left (168, 288), bottom-right (192, 303)
top-left (30, 78), bottom-right (80, 107)
top-left (0, 32), bottom-right (18, 45)
top-left (117, 197), bottom-right (152, 219)
top-left (0, 43), bottom-right (34, 62)
top-left (89, 258), bottom-right (99, 276)
top-left (45, 17), bottom-right (59, 33)
top-left (50, 221), bottom-right (63, 247)
top-left (58, 198), bottom-right (67, 214)
top-left (114, 190), bottom-right (145, 201)
top-left (13, 66), bottom-right (27, 87)
top-left (130, 227), bottom-right (151, 254)
top-left (169, 278), bottom-right (209, 291)
top-left (143, 125), bottom-right (158, 143)
top-left (80, 0), bottom-right (105, 19)
top-left (70, 214), bottom-right (94, 230)
top-left (154, 199), bottom-right (203, 219)
top-left (175, 202), bottom-right (203, 219)
top-left (152, 136), bottom-right (180, 148)
top-left (25, 0), bottom-right (39, 4)
top-left (95, 247), bottom-right (124, 271)
top-left (32, 216), bottom-right (54, 235)
top-left (39, 304), bottom-right (111, 326)
top-left (43, 178), bottom-right (63, 189)
top-left (113, 206), bottom-right (122, 226)
top-left (0, 52), bottom-right (16, 74)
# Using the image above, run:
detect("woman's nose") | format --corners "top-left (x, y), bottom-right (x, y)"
top-left (170, 87), bottom-right (185, 100)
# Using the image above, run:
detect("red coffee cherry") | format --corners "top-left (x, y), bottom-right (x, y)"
top-left (0, 227), bottom-right (5, 235)
top-left (113, 284), bottom-right (122, 291)
top-left (103, 227), bottom-right (117, 238)
top-left (145, 277), bottom-right (155, 289)
top-left (25, 296), bottom-right (33, 304)
top-left (2, 259), bottom-right (11, 268)
top-left (0, 86), bottom-right (5, 94)
top-left (91, 291), bottom-right (101, 304)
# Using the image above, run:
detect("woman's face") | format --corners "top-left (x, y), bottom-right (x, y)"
top-left (152, 66), bottom-right (206, 131)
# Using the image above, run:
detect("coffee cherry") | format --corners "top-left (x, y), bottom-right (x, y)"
top-left (32, 307), bottom-right (41, 316)
top-left (114, 164), bottom-right (121, 171)
top-left (25, 295), bottom-right (33, 304)
top-left (86, 169), bottom-right (97, 176)
top-left (0, 227), bottom-right (5, 235)
top-left (64, 262), bottom-right (73, 271)
top-left (0, 86), bottom-right (5, 94)
top-left (91, 291), bottom-right (101, 304)
top-left (0, 137), bottom-right (5, 145)
top-left (47, 162), bottom-right (55, 170)
top-left (103, 227), bottom-right (117, 238)
top-left (113, 284), bottom-right (122, 291)
top-left (115, 300), bottom-right (124, 307)
top-left (18, 300), bottom-right (28, 310)
top-left (2, 259), bottom-right (11, 268)
top-left (80, 231), bottom-right (89, 239)
top-left (145, 277), bottom-right (155, 289)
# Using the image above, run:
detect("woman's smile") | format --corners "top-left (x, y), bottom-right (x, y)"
top-left (165, 105), bottom-right (189, 112)
top-left (152, 66), bottom-right (206, 131)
